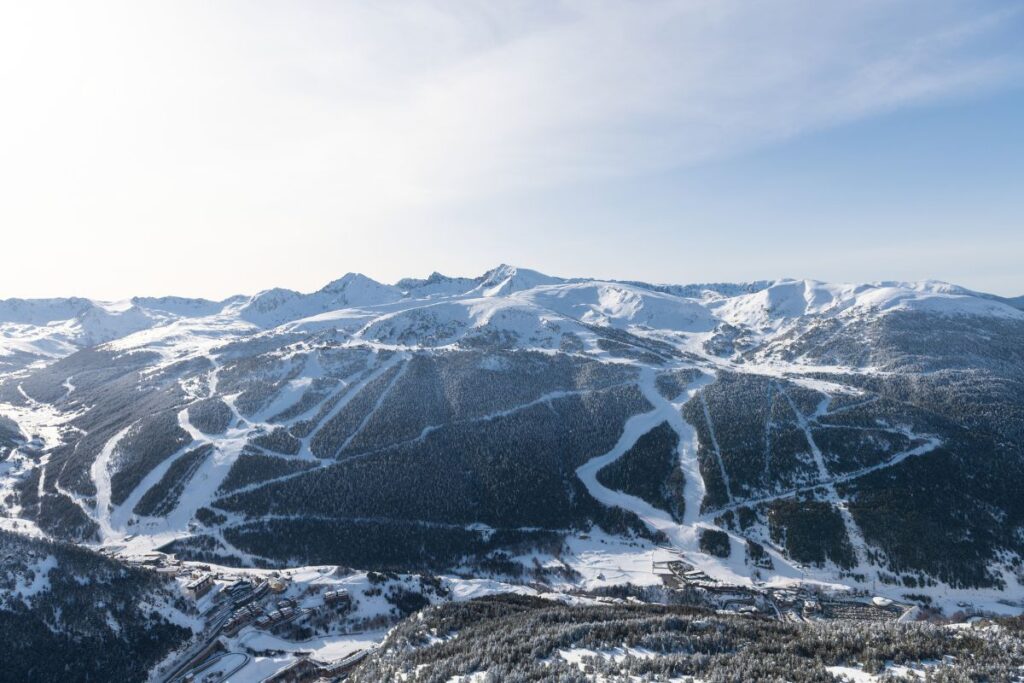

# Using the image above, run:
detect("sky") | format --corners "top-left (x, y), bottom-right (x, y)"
top-left (1, 0), bottom-right (1022, 300)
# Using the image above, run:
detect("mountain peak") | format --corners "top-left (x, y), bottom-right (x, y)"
top-left (477, 264), bottom-right (562, 296)
top-left (480, 263), bottom-right (535, 281)
top-left (318, 272), bottom-right (385, 294)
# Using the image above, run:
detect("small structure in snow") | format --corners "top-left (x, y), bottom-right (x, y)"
top-left (186, 574), bottom-right (213, 598)
top-left (325, 589), bottom-right (351, 607)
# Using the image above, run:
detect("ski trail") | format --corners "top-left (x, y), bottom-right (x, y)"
top-left (295, 352), bottom-right (407, 460)
top-left (575, 369), bottom-right (701, 530)
top-left (110, 438), bottom-right (196, 531)
top-left (0, 387), bottom-right (85, 523)
top-left (707, 436), bottom-right (940, 516)
top-left (52, 478), bottom-right (93, 519)
top-left (224, 381), bottom-right (637, 498)
top-left (822, 395), bottom-right (879, 416)
top-left (206, 352), bottom-right (222, 398)
top-left (646, 370), bottom-right (713, 526)
top-left (16, 383), bottom-right (37, 405)
top-left (205, 525), bottom-right (270, 566)
top-left (97, 406), bottom-right (246, 540)
top-left (378, 381), bottom-right (638, 454)
top-left (700, 393), bottom-right (733, 502)
top-left (779, 385), bottom-right (871, 572)
top-left (156, 408), bottom-right (248, 533)
top-left (337, 358), bottom-right (408, 454)
top-left (91, 426), bottom-right (132, 541)
top-left (576, 367), bottom-right (805, 585)
top-left (813, 423), bottom-right (913, 434)
top-left (181, 357), bottom-right (410, 501)
top-left (780, 389), bottom-right (830, 482)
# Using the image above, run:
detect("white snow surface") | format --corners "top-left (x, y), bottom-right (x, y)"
top-left (12, 554), bottom-right (57, 600)
top-left (3, 268), bottom-right (1018, 366)
top-left (712, 278), bottom-right (1024, 331)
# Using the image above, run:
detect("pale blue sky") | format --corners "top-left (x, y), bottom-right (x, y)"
top-left (446, 86), bottom-right (1024, 294)
top-left (1, 1), bottom-right (1022, 298)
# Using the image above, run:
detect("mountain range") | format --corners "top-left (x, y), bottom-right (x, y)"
top-left (2, 264), bottom-right (1024, 614)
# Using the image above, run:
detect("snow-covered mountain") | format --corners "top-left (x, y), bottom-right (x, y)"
top-left (4, 266), bottom-right (1018, 369)
top-left (2, 264), bottom-right (1023, 621)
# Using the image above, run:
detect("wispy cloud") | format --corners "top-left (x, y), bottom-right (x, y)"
top-left (2, 2), bottom-right (1021, 210)
top-left (268, 1), bottom-right (1024, 207)
top-left (0, 1), bottom-right (1021, 296)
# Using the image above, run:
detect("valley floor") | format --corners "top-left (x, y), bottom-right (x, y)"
top-left (102, 532), bottom-right (1014, 683)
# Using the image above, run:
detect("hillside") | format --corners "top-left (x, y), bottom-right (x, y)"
top-left (349, 593), bottom-right (1024, 681)
top-left (0, 529), bottom-right (192, 682)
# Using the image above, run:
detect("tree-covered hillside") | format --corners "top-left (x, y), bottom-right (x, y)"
top-left (0, 530), bottom-right (191, 683)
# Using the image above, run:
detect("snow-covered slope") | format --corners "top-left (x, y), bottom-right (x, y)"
top-left (235, 273), bottom-right (405, 328)
top-left (711, 278), bottom-right (1024, 331)
top-left (395, 271), bottom-right (482, 298)
top-left (0, 529), bottom-right (192, 681)
top-left (472, 263), bottom-right (567, 297)
top-left (530, 281), bottom-right (718, 331)
top-left (2, 264), bottom-right (1024, 619)
top-left (4, 269), bottom-right (1019, 371)
top-left (0, 296), bottom-right (222, 370)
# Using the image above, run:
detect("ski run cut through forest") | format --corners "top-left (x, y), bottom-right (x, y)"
top-left (3, 265), bottom-right (1024, 681)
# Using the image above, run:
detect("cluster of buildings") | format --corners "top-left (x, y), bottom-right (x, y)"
top-left (220, 588), bottom-right (353, 636)
top-left (655, 559), bottom-right (736, 592)
top-left (653, 555), bottom-right (910, 622)
top-left (113, 549), bottom-right (363, 666)
top-left (185, 572), bottom-right (288, 601)
top-left (223, 603), bottom-right (264, 636)
top-left (154, 559), bottom-right (362, 683)
top-left (227, 578), bottom-right (266, 600)
top-left (255, 599), bottom-right (300, 630)
top-left (113, 550), bottom-right (190, 578)
top-left (209, 577), bottom-right (353, 638)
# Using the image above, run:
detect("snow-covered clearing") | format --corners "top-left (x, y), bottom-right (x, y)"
top-left (827, 661), bottom-right (943, 681)
top-left (12, 553), bottom-right (57, 600)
